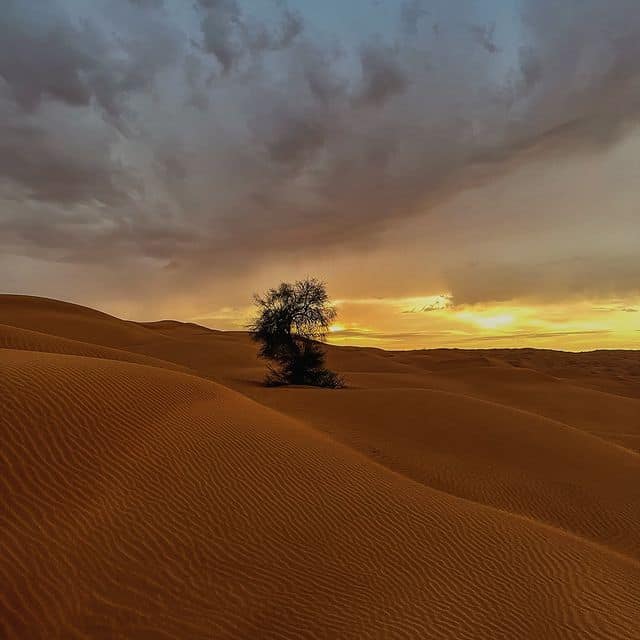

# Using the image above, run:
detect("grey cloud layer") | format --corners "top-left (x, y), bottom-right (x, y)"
top-left (2, 0), bottom-right (640, 302)
top-left (198, 0), bottom-right (303, 73)
top-left (445, 255), bottom-right (640, 305)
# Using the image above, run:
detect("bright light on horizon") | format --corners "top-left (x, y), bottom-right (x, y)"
top-left (324, 296), bottom-right (640, 352)
top-left (462, 313), bottom-right (516, 330)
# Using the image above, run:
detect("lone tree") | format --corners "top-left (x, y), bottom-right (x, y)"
top-left (249, 278), bottom-right (344, 388)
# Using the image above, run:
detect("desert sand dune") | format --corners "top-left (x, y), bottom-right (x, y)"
top-left (0, 295), bottom-right (160, 348)
top-left (242, 386), bottom-right (640, 560)
top-left (1, 295), bottom-right (639, 638)
top-left (0, 323), bottom-right (191, 373)
top-left (368, 355), bottom-right (640, 451)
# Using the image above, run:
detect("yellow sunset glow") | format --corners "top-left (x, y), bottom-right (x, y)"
top-left (321, 296), bottom-right (640, 351)
top-left (457, 312), bottom-right (516, 330)
top-left (184, 293), bottom-right (639, 352)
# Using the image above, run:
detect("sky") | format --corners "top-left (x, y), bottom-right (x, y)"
top-left (1, 0), bottom-right (639, 350)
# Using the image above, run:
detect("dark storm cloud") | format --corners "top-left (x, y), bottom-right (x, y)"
top-left (469, 23), bottom-right (499, 54)
top-left (356, 42), bottom-right (408, 106)
top-left (265, 111), bottom-right (328, 165)
top-left (198, 0), bottom-right (242, 73)
top-left (0, 104), bottom-right (126, 205)
top-left (0, 2), bottom-right (97, 111)
top-left (197, 0), bottom-right (302, 73)
top-left (129, 0), bottom-right (163, 7)
top-left (400, 0), bottom-right (430, 36)
top-left (2, 0), bottom-right (640, 303)
top-left (0, 0), bottom-right (179, 205)
top-left (0, 0), bottom-right (177, 118)
top-left (509, 0), bottom-right (640, 147)
top-left (445, 255), bottom-right (640, 305)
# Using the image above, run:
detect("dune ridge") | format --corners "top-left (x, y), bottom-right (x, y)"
top-left (0, 323), bottom-right (191, 373)
top-left (1, 295), bottom-right (639, 638)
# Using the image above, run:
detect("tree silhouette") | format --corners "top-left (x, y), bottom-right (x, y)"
top-left (249, 278), bottom-right (344, 388)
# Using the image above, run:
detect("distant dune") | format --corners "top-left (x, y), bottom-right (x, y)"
top-left (1, 295), bottom-right (639, 639)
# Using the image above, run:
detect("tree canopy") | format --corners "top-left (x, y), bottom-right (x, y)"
top-left (249, 278), bottom-right (344, 388)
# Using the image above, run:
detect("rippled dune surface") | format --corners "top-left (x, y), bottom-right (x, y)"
top-left (1, 295), bottom-right (639, 639)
